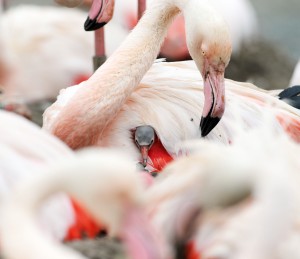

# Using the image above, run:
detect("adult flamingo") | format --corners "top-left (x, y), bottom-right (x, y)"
top-left (44, 60), bottom-right (300, 171)
top-left (0, 148), bottom-right (166, 259)
top-left (44, 0), bottom-right (232, 146)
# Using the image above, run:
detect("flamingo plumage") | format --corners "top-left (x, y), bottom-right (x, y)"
top-left (44, 0), bottom-right (232, 151)
top-left (0, 5), bottom-right (94, 104)
top-left (146, 118), bottom-right (300, 259)
top-left (0, 148), bottom-right (165, 259)
top-left (44, 60), bottom-right (300, 172)
top-left (0, 109), bottom-right (111, 241)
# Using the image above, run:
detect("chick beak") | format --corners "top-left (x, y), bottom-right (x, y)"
top-left (140, 145), bottom-right (149, 167)
top-left (84, 0), bottom-right (115, 31)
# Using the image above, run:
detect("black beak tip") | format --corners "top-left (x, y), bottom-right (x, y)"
top-left (200, 116), bottom-right (221, 137)
top-left (84, 17), bottom-right (107, 31)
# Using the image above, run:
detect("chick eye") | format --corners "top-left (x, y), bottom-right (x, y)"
top-left (202, 51), bottom-right (205, 56)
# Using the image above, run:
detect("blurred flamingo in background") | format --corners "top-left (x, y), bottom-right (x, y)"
top-left (0, 5), bottom-right (94, 104)
top-left (0, 4), bottom-right (126, 124)
top-left (0, 148), bottom-right (166, 259)
top-left (3, 119), bottom-right (300, 259)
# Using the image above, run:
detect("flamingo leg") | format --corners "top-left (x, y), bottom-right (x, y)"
top-left (138, 0), bottom-right (146, 20)
top-left (93, 28), bottom-right (107, 71)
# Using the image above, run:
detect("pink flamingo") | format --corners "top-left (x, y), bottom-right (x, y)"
top-left (44, 0), bottom-right (232, 146)
top-left (0, 148), bottom-right (166, 259)
top-left (44, 0), bottom-right (300, 170)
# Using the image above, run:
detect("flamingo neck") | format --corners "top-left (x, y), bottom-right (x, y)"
top-left (51, 0), bottom-right (202, 149)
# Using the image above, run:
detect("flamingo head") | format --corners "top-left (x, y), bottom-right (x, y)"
top-left (184, 4), bottom-right (232, 137)
top-left (199, 41), bottom-right (231, 137)
top-left (134, 125), bottom-right (155, 167)
top-left (84, 0), bottom-right (115, 31)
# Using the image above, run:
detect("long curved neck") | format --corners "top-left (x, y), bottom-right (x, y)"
top-left (86, 1), bottom-right (181, 116)
top-left (51, 1), bottom-right (183, 149)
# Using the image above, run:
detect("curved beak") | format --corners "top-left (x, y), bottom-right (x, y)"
top-left (140, 145), bottom-right (149, 167)
top-left (84, 0), bottom-right (115, 31)
top-left (200, 66), bottom-right (225, 137)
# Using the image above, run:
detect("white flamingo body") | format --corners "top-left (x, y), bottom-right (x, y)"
top-left (0, 110), bottom-right (75, 240)
top-left (44, 60), bottom-right (300, 161)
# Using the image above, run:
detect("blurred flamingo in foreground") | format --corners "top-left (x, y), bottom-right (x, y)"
top-left (0, 148), bottom-right (165, 259)
top-left (0, 110), bottom-right (125, 241)
top-left (3, 119), bottom-right (300, 259)
top-left (146, 118), bottom-right (300, 258)
top-left (0, 5), bottom-right (94, 104)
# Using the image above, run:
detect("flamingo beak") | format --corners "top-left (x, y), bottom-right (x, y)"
top-left (140, 145), bottom-right (149, 167)
top-left (200, 66), bottom-right (225, 137)
top-left (84, 0), bottom-right (115, 31)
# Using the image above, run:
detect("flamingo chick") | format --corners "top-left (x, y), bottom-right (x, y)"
top-left (134, 125), bottom-right (155, 167)
top-left (0, 148), bottom-right (165, 259)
